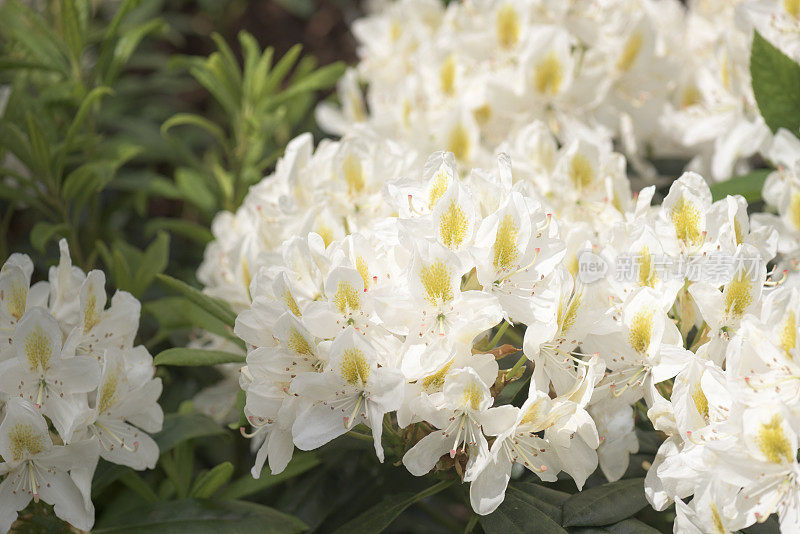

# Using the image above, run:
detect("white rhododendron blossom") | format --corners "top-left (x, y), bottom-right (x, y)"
top-left (185, 1), bottom-right (800, 531)
top-left (0, 240), bottom-right (162, 532)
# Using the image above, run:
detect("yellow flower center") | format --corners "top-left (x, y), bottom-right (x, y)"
top-left (780, 311), bottom-right (797, 357)
top-left (447, 123), bottom-right (472, 162)
top-left (462, 381), bottom-right (483, 410)
top-left (333, 281), bottom-right (360, 314)
top-left (628, 309), bottom-right (654, 354)
top-left (692, 384), bottom-right (708, 420)
top-left (440, 54), bottom-right (456, 96)
top-left (439, 201), bottom-right (468, 250)
top-left (340, 347), bottom-right (370, 386)
top-left (493, 214), bottom-right (519, 271)
top-left (496, 2), bottom-right (520, 49)
top-left (757, 414), bottom-right (794, 464)
top-left (569, 153), bottom-right (594, 190)
top-left (723, 270), bottom-right (752, 319)
top-left (84, 291), bottom-right (101, 333)
top-left (25, 325), bottom-right (53, 374)
top-left (617, 32), bottom-right (643, 71)
top-left (420, 259), bottom-right (453, 306)
top-left (283, 289), bottom-right (301, 317)
top-left (638, 246), bottom-right (657, 288)
top-left (343, 153), bottom-right (366, 194)
top-left (534, 51), bottom-right (564, 95)
top-left (671, 196), bottom-right (701, 245)
top-left (9, 423), bottom-right (44, 461)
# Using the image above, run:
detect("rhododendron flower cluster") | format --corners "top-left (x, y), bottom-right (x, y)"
top-left (0, 241), bottom-right (162, 532)
top-left (191, 0), bottom-right (800, 532)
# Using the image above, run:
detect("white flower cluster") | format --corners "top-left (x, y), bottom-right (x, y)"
top-left (0, 240), bottom-right (162, 532)
top-left (197, 0), bottom-right (800, 531)
top-left (320, 0), bottom-right (800, 183)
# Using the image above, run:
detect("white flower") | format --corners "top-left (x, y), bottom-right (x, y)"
top-left (0, 307), bottom-right (100, 440)
top-left (0, 398), bottom-right (94, 532)
top-left (402, 367), bottom-right (506, 480)
top-left (291, 327), bottom-right (404, 461)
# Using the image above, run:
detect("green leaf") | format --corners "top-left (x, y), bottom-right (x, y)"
top-left (144, 217), bottom-right (213, 245)
top-left (190, 462), bottom-right (234, 498)
top-left (606, 518), bottom-right (661, 533)
top-left (262, 44), bottom-right (302, 98)
top-left (162, 113), bottom-right (228, 151)
top-left (93, 498), bottom-right (306, 534)
top-left (274, 0), bottom-right (315, 18)
top-left (218, 452), bottom-right (320, 500)
top-left (709, 169), bottom-right (771, 202)
top-left (118, 470), bottom-right (158, 503)
top-left (270, 62), bottom-right (345, 108)
top-left (60, 0), bottom-right (84, 64)
top-left (144, 296), bottom-right (243, 348)
top-left (751, 31), bottom-right (800, 135)
top-left (331, 479), bottom-right (453, 534)
top-left (25, 112), bottom-right (51, 181)
top-left (155, 348), bottom-right (245, 367)
top-left (30, 222), bottom-right (69, 252)
top-left (156, 273), bottom-right (237, 327)
top-left (153, 413), bottom-right (226, 453)
top-left (562, 478), bottom-right (648, 528)
top-left (480, 484), bottom-right (568, 534)
top-left (104, 18), bottom-right (168, 84)
top-left (132, 231), bottom-right (170, 296)
top-left (175, 167), bottom-right (217, 214)
top-left (63, 86), bottom-right (114, 155)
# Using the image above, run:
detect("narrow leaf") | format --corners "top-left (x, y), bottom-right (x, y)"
top-left (562, 478), bottom-right (648, 528)
top-left (154, 348), bottom-right (245, 367)
top-left (156, 273), bottom-right (237, 327)
top-left (331, 480), bottom-right (453, 534)
top-left (190, 462), bottom-right (234, 498)
top-left (93, 499), bottom-right (306, 533)
top-left (218, 452), bottom-right (320, 500)
top-left (480, 484), bottom-right (568, 534)
top-left (153, 413), bottom-right (226, 453)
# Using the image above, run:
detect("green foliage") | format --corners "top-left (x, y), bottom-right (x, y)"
top-left (709, 168), bottom-right (771, 202)
top-left (0, 0), bottom-right (166, 267)
top-left (751, 31), bottom-right (800, 135)
top-left (155, 348), bottom-right (246, 366)
top-left (562, 478), bottom-right (649, 527)
top-left (162, 31), bottom-right (345, 216)
top-left (93, 499), bottom-right (307, 533)
top-left (331, 479), bottom-right (454, 534)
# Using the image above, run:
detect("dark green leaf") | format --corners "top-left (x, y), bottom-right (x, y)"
top-left (118, 470), bottom-right (158, 503)
top-left (132, 232), bottom-right (170, 296)
top-left (709, 169), bottom-right (771, 202)
top-left (331, 480), bottom-right (453, 534)
top-left (156, 273), bottom-right (237, 327)
top-left (190, 462), bottom-right (234, 499)
top-left (143, 218), bottom-right (213, 245)
top-left (751, 31), bottom-right (800, 134)
top-left (161, 113), bottom-right (228, 151)
top-left (480, 484), bottom-right (568, 534)
top-left (606, 518), bottom-right (661, 534)
top-left (60, 0), bottom-right (84, 64)
top-left (93, 498), bottom-right (306, 533)
top-left (30, 222), bottom-right (69, 252)
top-left (562, 478), bottom-right (648, 527)
top-left (154, 348), bottom-right (245, 367)
top-left (153, 413), bottom-right (226, 453)
top-left (144, 297), bottom-right (243, 348)
top-left (218, 452), bottom-right (321, 500)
